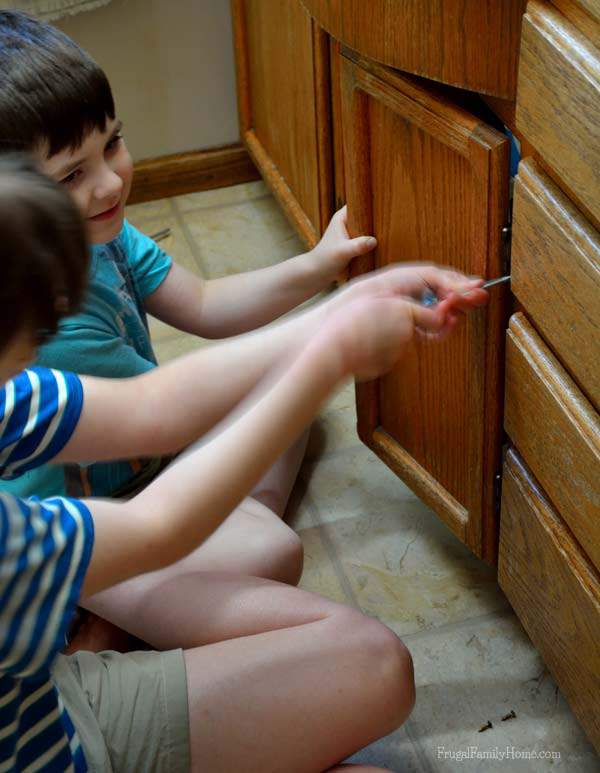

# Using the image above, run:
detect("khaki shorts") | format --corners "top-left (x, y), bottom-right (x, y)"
top-left (52, 649), bottom-right (190, 773)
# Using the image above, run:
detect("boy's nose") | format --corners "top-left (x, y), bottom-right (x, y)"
top-left (94, 167), bottom-right (123, 201)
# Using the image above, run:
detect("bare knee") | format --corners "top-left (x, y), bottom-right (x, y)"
top-left (267, 523), bottom-right (304, 586)
top-left (334, 610), bottom-right (416, 732)
top-left (241, 507), bottom-right (304, 586)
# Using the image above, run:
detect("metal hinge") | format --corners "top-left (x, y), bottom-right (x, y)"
top-left (501, 225), bottom-right (512, 276)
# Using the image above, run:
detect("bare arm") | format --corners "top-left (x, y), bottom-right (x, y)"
top-left (57, 265), bottom-right (487, 466)
top-left (56, 299), bottom-right (325, 464)
top-left (143, 256), bottom-right (324, 338)
top-left (81, 288), bottom-right (465, 598)
top-left (143, 206), bottom-right (377, 338)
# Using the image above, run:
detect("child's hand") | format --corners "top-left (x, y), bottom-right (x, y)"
top-left (321, 293), bottom-right (447, 382)
top-left (326, 263), bottom-right (488, 322)
top-left (310, 205), bottom-right (377, 283)
top-left (312, 262), bottom-right (489, 380)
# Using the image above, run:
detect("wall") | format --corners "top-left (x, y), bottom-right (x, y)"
top-left (57, 0), bottom-right (240, 161)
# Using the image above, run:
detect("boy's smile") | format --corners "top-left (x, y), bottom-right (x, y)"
top-left (38, 117), bottom-right (133, 245)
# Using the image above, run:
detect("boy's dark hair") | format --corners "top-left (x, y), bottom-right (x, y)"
top-left (0, 10), bottom-right (115, 157)
top-left (0, 155), bottom-right (89, 352)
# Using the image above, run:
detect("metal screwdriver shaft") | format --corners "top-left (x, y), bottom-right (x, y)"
top-left (420, 275), bottom-right (510, 307)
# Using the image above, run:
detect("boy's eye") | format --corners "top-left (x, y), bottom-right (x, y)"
top-left (106, 134), bottom-right (123, 152)
top-left (61, 169), bottom-right (83, 186)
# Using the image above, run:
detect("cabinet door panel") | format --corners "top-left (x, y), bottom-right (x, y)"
top-left (341, 54), bottom-right (509, 561)
top-left (232, 0), bottom-right (333, 246)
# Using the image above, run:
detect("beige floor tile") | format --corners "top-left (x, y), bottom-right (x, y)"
top-left (400, 613), bottom-right (598, 771)
top-left (174, 180), bottom-right (269, 213)
top-left (303, 444), bottom-right (427, 527)
top-left (306, 386), bottom-right (361, 460)
top-left (312, 504), bottom-right (507, 636)
top-left (153, 333), bottom-right (206, 365)
top-left (182, 195), bottom-right (305, 278)
top-left (125, 197), bottom-right (173, 226)
top-left (345, 728), bottom-right (425, 772)
top-left (296, 525), bottom-right (350, 605)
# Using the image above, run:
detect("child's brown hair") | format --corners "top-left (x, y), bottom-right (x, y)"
top-left (0, 155), bottom-right (89, 351)
top-left (0, 10), bottom-right (115, 157)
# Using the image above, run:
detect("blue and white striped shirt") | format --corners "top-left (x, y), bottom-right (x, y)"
top-left (0, 368), bottom-right (93, 772)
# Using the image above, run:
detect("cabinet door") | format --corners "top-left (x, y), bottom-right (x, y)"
top-left (231, 0), bottom-right (334, 247)
top-left (341, 53), bottom-right (510, 562)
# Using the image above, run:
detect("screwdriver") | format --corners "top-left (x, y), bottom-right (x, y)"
top-left (420, 275), bottom-right (510, 307)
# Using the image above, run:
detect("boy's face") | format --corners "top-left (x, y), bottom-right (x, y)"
top-left (0, 329), bottom-right (36, 386)
top-left (38, 118), bottom-right (133, 245)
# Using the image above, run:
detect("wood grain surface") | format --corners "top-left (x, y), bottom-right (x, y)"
top-left (498, 449), bottom-right (600, 751)
top-left (516, 0), bottom-right (600, 229)
top-left (301, 0), bottom-right (526, 98)
top-left (231, 0), bottom-right (334, 247)
top-left (551, 0), bottom-right (600, 47)
top-left (511, 159), bottom-right (600, 411)
top-left (128, 145), bottom-right (259, 205)
top-left (341, 53), bottom-right (510, 562)
top-left (504, 313), bottom-right (600, 570)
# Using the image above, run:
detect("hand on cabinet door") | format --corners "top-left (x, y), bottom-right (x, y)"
top-left (319, 263), bottom-right (488, 381)
top-left (327, 262), bottom-right (488, 326)
top-left (309, 205), bottom-right (377, 283)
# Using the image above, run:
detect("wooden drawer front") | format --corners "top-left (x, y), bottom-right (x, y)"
top-left (498, 450), bottom-right (600, 751)
top-left (512, 159), bottom-right (600, 411)
top-left (505, 313), bottom-right (600, 569)
top-left (552, 0), bottom-right (600, 41)
top-left (516, 0), bottom-right (600, 227)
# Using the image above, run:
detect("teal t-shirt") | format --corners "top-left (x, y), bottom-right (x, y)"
top-left (0, 220), bottom-right (172, 499)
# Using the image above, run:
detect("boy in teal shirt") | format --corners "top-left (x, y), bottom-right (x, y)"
top-left (3, 221), bottom-right (172, 497)
top-left (0, 10), bottom-right (377, 504)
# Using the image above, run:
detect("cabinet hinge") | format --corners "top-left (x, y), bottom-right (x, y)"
top-left (501, 225), bottom-right (512, 276)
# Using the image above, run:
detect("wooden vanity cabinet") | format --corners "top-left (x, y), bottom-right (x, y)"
top-left (498, 0), bottom-right (600, 748)
top-left (301, 0), bottom-right (527, 99)
top-left (231, 0), bottom-right (334, 247)
top-left (340, 52), bottom-right (510, 563)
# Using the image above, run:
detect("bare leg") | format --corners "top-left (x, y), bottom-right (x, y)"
top-left (171, 576), bottom-right (415, 772)
top-left (80, 430), bottom-right (310, 647)
top-left (249, 427), bottom-right (310, 517)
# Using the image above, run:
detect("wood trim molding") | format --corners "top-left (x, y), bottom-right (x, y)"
top-left (244, 129), bottom-right (318, 247)
top-left (128, 144), bottom-right (260, 205)
top-left (230, 0), bottom-right (334, 247)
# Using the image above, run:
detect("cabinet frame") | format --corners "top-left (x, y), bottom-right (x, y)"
top-left (231, 0), bottom-right (334, 247)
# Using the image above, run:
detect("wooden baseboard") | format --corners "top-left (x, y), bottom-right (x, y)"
top-left (128, 143), bottom-right (260, 205)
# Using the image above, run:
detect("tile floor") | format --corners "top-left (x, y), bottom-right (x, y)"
top-left (126, 183), bottom-right (598, 772)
